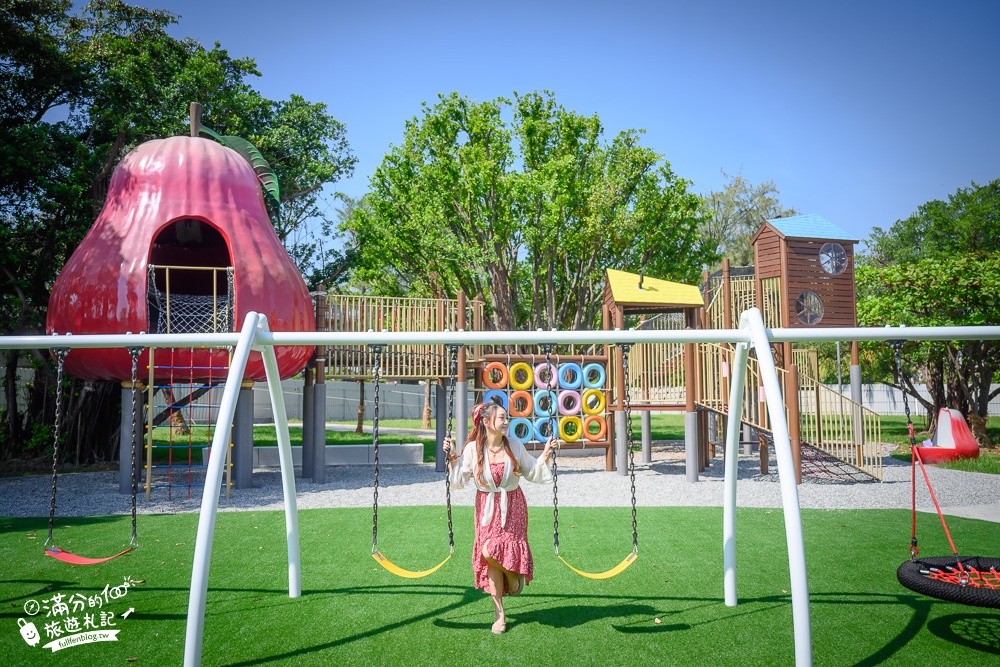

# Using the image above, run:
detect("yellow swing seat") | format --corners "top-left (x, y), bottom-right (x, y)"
top-left (372, 550), bottom-right (453, 579)
top-left (557, 550), bottom-right (637, 580)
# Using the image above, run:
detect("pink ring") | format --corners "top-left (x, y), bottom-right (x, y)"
top-left (533, 362), bottom-right (557, 389)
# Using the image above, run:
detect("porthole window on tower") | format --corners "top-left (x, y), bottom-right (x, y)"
top-left (819, 242), bottom-right (848, 275)
top-left (795, 291), bottom-right (824, 325)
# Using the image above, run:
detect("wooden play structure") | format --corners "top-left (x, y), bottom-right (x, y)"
top-left (309, 215), bottom-right (886, 482)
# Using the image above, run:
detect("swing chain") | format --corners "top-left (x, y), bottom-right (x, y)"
top-left (370, 344), bottom-right (384, 553)
top-left (128, 347), bottom-right (142, 549)
top-left (45, 349), bottom-right (69, 548)
top-left (621, 343), bottom-right (638, 553)
top-left (543, 344), bottom-right (560, 555)
top-left (891, 339), bottom-right (920, 558)
top-left (444, 344), bottom-right (460, 553)
top-left (889, 340), bottom-right (916, 446)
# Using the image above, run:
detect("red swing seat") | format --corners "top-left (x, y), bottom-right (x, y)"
top-left (45, 545), bottom-right (134, 565)
top-left (914, 408), bottom-right (980, 464)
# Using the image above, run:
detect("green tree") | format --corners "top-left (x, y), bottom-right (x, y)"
top-left (699, 170), bottom-right (798, 268)
top-left (347, 91), bottom-right (715, 331)
top-left (856, 255), bottom-right (1000, 446)
top-left (865, 179), bottom-right (1000, 267)
top-left (0, 0), bottom-right (354, 462)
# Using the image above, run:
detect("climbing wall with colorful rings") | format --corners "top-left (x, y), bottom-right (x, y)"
top-left (481, 358), bottom-right (609, 444)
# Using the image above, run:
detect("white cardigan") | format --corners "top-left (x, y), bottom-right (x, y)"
top-left (449, 436), bottom-right (553, 529)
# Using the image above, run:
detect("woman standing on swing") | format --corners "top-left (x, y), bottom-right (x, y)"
top-left (443, 396), bottom-right (557, 634)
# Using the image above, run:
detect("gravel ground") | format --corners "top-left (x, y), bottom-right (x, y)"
top-left (2, 443), bottom-right (998, 520)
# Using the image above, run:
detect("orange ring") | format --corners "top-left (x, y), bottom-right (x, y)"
top-left (583, 415), bottom-right (607, 441)
top-left (509, 390), bottom-right (534, 417)
top-left (482, 361), bottom-right (509, 389)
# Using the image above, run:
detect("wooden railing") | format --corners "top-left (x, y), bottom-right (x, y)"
top-left (696, 343), bottom-right (883, 480)
top-left (322, 294), bottom-right (483, 380)
top-left (796, 374), bottom-right (883, 480)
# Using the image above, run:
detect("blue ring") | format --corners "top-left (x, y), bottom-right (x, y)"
top-left (582, 362), bottom-right (606, 389)
top-left (509, 417), bottom-right (534, 442)
top-left (483, 389), bottom-right (508, 411)
top-left (557, 362), bottom-right (583, 390)
top-left (533, 389), bottom-right (558, 417)
top-left (533, 416), bottom-right (557, 442)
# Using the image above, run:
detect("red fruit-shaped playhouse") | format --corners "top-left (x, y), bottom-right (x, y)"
top-left (47, 135), bottom-right (314, 381)
top-left (915, 408), bottom-right (981, 464)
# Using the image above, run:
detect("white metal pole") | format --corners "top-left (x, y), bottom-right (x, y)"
top-left (723, 340), bottom-right (749, 607)
top-left (742, 308), bottom-right (812, 667)
top-left (258, 315), bottom-right (302, 599)
top-left (184, 312), bottom-right (261, 667)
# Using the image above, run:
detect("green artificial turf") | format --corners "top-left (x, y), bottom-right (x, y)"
top-left (2, 506), bottom-right (998, 666)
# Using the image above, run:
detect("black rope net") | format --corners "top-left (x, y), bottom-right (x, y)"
top-left (897, 556), bottom-right (1000, 609)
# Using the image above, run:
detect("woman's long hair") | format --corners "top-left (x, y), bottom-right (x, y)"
top-left (471, 398), bottom-right (520, 487)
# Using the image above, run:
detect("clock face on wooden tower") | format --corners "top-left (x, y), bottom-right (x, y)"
top-left (795, 290), bottom-right (824, 325)
top-left (819, 242), bottom-right (848, 275)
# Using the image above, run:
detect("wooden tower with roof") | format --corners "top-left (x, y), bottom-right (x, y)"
top-left (750, 213), bottom-right (859, 331)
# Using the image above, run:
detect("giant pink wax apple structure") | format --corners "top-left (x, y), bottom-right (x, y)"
top-left (46, 135), bottom-right (315, 381)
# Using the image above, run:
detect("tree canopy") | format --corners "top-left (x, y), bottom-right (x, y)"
top-left (857, 179), bottom-right (1000, 445)
top-left (0, 0), bottom-right (355, 462)
top-left (346, 91), bottom-right (716, 331)
top-left (698, 171), bottom-right (798, 268)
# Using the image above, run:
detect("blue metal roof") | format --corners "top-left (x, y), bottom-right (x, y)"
top-left (765, 214), bottom-right (856, 242)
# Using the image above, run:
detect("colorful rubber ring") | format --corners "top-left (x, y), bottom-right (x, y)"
top-left (582, 363), bottom-right (606, 389)
top-left (583, 415), bottom-right (607, 441)
top-left (509, 390), bottom-right (534, 417)
top-left (559, 416), bottom-right (583, 442)
top-left (533, 389), bottom-right (558, 417)
top-left (509, 417), bottom-right (534, 442)
top-left (557, 389), bottom-right (582, 415)
top-left (483, 389), bottom-right (508, 411)
top-left (482, 361), bottom-right (509, 389)
top-left (533, 416), bottom-right (557, 442)
top-left (509, 362), bottom-right (534, 391)
top-left (581, 388), bottom-right (606, 415)
top-left (557, 362), bottom-right (583, 390)
top-left (534, 362), bottom-right (558, 389)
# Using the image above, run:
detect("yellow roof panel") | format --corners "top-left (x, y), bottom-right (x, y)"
top-left (606, 268), bottom-right (704, 307)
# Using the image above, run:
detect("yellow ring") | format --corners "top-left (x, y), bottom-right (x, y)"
top-left (509, 362), bottom-right (534, 391)
top-left (581, 388), bottom-right (606, 415)
top-left (559, 416), bottom-right (583, 442)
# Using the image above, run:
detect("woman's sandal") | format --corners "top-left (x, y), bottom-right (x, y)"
top-left (508, 573), bottom-right (526, 597)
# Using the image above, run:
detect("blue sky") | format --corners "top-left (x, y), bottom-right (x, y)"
top-left (150, 0), bottom-right (998, 247)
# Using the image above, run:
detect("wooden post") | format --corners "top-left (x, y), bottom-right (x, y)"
top-left (684, 336), bottom-right (698, 482)
top-left (189, 102), bottom-right (202, 137)
top-left (788, 363), bottom-right (802, 484)
top-left (615, 304), bottom-right (626, 475)
top-left (722, 258), bottom-right (733, 329)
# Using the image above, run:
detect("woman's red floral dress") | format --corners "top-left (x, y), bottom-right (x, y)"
top-left (473, 462), bottom-right (533, 593)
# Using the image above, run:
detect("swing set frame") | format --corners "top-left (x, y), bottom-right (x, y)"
top-left (7, 309), bottom-right (1000, 667)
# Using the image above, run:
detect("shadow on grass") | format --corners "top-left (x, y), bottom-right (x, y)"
top-left (215, 587), bottom-right (951, 666)
top-left (5, 576), bottom-right (998, 665)
top-left (928, 613), bottom-right (1000, 655)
